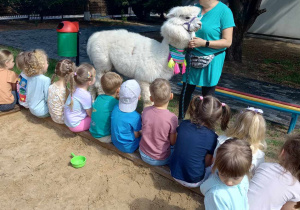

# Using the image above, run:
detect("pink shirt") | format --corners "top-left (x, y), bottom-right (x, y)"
top-left (139, 106), bottom-right (178, 160)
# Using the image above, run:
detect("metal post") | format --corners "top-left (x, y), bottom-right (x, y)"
top-left (76, 31), bottom-right (80, 66)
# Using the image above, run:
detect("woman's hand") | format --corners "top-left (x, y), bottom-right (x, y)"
top-left (189, 37), bottom-right (206, 48)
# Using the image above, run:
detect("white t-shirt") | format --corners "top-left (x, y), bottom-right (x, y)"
top-left (248, 163), bottom-right (300, 210)
top-left (214, 135), bottom-right (265, 174)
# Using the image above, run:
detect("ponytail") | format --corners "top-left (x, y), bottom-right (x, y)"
top-left (188, 95), bottom-right (231, 130)
top-left (67, 63), bottom-right (95, 111)
top-left (68, 72), bottom-right (76, 110)
top-left (50, 73), bottom-right (57, 84)
top-left (220, 104), bottom-right (231, 131)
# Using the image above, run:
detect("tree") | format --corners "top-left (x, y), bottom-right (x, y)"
top-left (149, 0), bottom-right (182, 19)
top-left (226, 0), bottom-right (266, 62)
top-left (2, 0), bottom-right (85, 21)
top-left (128, 0), bottom-right (181, 20)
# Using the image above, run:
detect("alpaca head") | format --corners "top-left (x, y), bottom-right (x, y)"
top-left (161, 6), bottom-right (202, 49)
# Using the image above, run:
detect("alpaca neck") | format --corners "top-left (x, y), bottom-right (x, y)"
top-left (162, 37), bottom-right (189, 51)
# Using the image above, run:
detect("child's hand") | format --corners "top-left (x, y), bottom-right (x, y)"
top-left (86, 108), bottom-right (92, 117)
top-left (134, 130), bottom-right (142, 138)
top-left (170, 133), bottom-right (177, 146)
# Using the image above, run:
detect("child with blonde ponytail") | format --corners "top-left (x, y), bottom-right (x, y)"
top-left (64, 63), bottom-right (96, 132)
top-left (48, 59), bottom-right (75, 124)
top-left (215, 107), bottom-right (266, 174)
top-left (170, 95), bottom-right (231, 188)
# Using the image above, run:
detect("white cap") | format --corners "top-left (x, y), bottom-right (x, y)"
top-left (119, 79), bottom-right (141, 113)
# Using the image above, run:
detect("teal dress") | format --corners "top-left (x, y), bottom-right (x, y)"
top-left (183, 2), bottom-right (235, 87)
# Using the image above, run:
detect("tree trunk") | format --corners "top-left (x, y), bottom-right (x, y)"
top-left (226, 27), bottom-right (244, 62)
top-left (226, 0), bottom-right (266, 62)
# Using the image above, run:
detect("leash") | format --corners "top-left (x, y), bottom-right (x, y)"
top-left (179, 13), bottom-right (202, 120)
top-left (180, 46), bottom-right (192, 120)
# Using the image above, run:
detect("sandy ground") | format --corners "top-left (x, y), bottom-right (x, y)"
top-left (0, 110), bottom-right (203, 210)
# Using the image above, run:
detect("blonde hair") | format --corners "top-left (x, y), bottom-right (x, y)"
top-left (150, 78), bottom-right (171, 106)
top-left (0, 49), bottom-right (13, 68)
top-left (15, 52), bottom-right (26, 70)
top-left (69, 63), bottom-right (95, 109)
top-left (186, 95), bottom-right (231, 130)
top-left (213, 138), bottom-right (252, 177)
top-left (279, 134), bottom-right (300, 182)
top-left (101, 72), bottom-right (123, 95)
top-left (51, 59), bottom-right (76, 102)
top-left (23, 49), bottom-right (48, 77)
top-left (226, 109), bottom-right (266, 152)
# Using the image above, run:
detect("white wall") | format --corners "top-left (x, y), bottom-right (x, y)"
top-left (183, 0), bottom-right (300, 39)
top-left (249, 0), bottom-right (300, 39)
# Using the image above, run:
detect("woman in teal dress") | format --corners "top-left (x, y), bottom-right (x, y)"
top-left (179, 0), bottom-right (235, 119)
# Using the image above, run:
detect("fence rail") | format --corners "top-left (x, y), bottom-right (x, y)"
top-left (0, 14), bottom-right (84, 21)
top-left (0, 12), bottom-right (163, 21)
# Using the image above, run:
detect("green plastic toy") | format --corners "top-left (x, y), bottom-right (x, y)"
top-left (70, 153), bottom-right (86, 168)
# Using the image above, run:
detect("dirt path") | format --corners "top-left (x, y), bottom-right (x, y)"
top-left (0, 110), bottom-right (203, 209)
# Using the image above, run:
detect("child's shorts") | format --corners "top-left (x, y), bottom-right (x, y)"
top-left (0, 91), bottom-right (17, 112)
top-left (69, 116), bottom-right (91, 133)
top-left (95, 135), bottom-right (112, 143)
top-left (173, 166), bottom-right (212, 188)
top-left (139, 147), bottom-right (173, 166)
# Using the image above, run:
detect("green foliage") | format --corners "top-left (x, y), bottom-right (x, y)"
top-left (264, 59), bottom-right (300, 85)
top-left (3, 0), bottom-right (85, 16)
top-left (125, 0), bottom-right (182, 20)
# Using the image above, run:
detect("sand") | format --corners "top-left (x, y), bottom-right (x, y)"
top-left (0, 110), bottom-right (203, 210)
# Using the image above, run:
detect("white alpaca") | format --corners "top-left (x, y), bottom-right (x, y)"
top-left (87, 6), bottom-right (201, 106)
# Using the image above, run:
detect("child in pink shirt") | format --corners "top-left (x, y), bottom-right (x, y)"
top-left (139, 78), bottom-right (178, 166)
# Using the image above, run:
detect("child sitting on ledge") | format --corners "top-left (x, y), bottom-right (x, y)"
top-left (111, 79), bottom-right (142, 153)
top-left (89, 72), bottom-right (123, 143)
top-left (139, 78), bottom-right (178, 166)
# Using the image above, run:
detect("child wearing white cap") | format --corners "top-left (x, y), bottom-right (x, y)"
top-left (111, 79), bottom-right (142, 153)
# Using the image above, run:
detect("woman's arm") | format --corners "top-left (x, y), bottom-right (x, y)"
top-left (189, 27), bottom-right (233, 49)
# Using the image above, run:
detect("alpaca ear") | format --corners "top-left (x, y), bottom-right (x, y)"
top-left (166, 7), bottom-right (178, 19)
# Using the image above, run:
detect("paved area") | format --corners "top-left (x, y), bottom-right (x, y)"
top-left (0, 26), bottom-right (299, 130)
top-left (0, 25), bottom-right (160, 63)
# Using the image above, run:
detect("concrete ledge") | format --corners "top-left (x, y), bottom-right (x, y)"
top-left (43, 116), bottom-right (202, 196)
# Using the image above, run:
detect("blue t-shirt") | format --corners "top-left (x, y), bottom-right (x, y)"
top-left (111, 105), bottom-right (142, 153)
top-left (170, 120), bottom-right (218, 183)
top-left (89, 95), bottom-right (118, 138)
top-left (27, 74), bottom-right (51, 117)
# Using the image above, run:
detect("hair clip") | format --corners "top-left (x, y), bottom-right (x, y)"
top-left (199, 96), bottom-right (203, 100)
top-left (74, 72), bottom-right (77, 76)
top-left (221, 103), bottom-right (226, 107)
top-left (87, 71), bottom-right (91, 79)
top-left (246, 107), bottom-right (263, 114)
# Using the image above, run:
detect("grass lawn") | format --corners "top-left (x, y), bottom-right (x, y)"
top-left (1, 44), bottom-right (297, 163)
